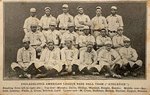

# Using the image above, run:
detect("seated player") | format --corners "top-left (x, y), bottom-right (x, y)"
top-left (118, 38), bottom-right (143, 77)
top-left (42, 22), bottom-right (61, 46)
top-left (24, 21), bottom-right (46, 58)
top-left (60, 38), bottom-right (79, 75)
top-left (79, 42), bottom-right (98, 75)
top-left (61, 23), bottom-right (79, 48)
top-left (97, 41), bottom-right (122, 78)
top-left (11, 38), bottom-right (38, 78)
top-left (96, 28), bottom-right (111, 52)
top-left (35, 41), bottom-right (62, 78)
top-left (112, 27), bottom-right (127, 51)
top-left (78, 26), bottom-right (95, 51)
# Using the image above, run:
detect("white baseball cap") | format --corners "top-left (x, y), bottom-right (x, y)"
top-left (62, 4), bottom-right (68, 8)
top-left (111, 6), bottom-right (117, 10)
top-left (30, 8), bottom-right (36, 12)
top-left (96, 6), bottom-right (102, 10)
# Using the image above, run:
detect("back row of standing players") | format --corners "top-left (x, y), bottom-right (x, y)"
top-left (11, 4), bottom-right (143, 79)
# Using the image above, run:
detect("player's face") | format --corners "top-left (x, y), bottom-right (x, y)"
top-left (65, 40), bottom-right (72, 48)
top-left (78, 8), bottom-right (84, 14)
top-left (48, 42), bottom-right (54, 51)
top-left (117, 29), bottom-right (123, 35)
top-left (62, 8), bottom-right (68, 13)
top-left (101, 30), bottom-right (106, 37)
top-left (30, 12), bottom-right (36, 17)
top-left (50, 25), bottom-right (56, 31)
top-left (45, 10), bottom-right (51, 16)
top-left (111, 9), bottom-right (117, 15)
top-left (84, 29), bottom-right (90, 35)
top-left (124, 42), bottom-right (130, 48)
top-left (106, 44), bottom-right (112, 51)
top-left (68, 26), bottom-right (74, 32)
top-left (31, 26), bottom-right (37, 32)
top-left (87, 45), bottom-right (93, 52)
top-left (96, 9), bottom-right (102, 16)
top-left (23, 41), bottom-right (30, 49)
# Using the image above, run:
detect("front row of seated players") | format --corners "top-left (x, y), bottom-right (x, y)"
top-left (11, 35), bottom-right (143, 79)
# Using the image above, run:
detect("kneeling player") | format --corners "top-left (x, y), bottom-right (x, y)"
top-left (60, 39), bottom-right (79, 75)
top-left (79, 42), bottom-right (98, 75)
top-left (11, 38), bottom-right (38, 78)
top-left (97, 41), bottom-right (122, 78)
top-left (118, 38), bottom-right (143, 77)
top-left (35, 41), bottom-right (62, 78)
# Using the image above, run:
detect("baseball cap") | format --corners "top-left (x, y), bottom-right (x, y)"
top-left (30, 8), bottom-right (36, 12)
top-left (62, 4), bottom-right (68, 8)
top-left (111, 6), bottom-right (117, 10)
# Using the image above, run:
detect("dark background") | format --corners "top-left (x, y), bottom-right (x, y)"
top-left (4, 2), bottom-right (146, 78)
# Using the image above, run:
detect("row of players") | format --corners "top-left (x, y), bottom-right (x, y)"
top-left (24, 4), bottom-right (123, 38)
top-left (11, 29), bottom-right (143, 79)
top-left (23, 22), bottom-right (125, 54)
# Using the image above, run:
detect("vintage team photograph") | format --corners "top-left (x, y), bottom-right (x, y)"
top-left (3, 1), bottom-right (146, 80)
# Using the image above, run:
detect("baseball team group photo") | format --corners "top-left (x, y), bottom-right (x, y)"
top-left (4, 2), bottom-right (146, 80)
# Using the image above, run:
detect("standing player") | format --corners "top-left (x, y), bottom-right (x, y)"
top-left (74, 6), bottom-right (91, 35)
top-left (39, 7), bottom-right (56, 32)
top-left (23, 8), bottom-right (39, 35)
top-left (106, 6), bottom-right (124, 38)
top-left (91, 6), bottom-right (107, 38)
top-left (57, 4), bottom-right (74, 35)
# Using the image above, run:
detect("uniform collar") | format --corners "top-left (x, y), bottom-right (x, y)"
top-left (63, 13), bottom-right (69, 15)
top-left (44, 14), bottom-right (52, 17)
top-left (23, 46), bottom-right (32, 51)
top-left (110, 14), bottom-right (117, 17)
top-left (96, 14), bottom-right (102, 17)
top-left (78, 13), bottom-right (85, 16)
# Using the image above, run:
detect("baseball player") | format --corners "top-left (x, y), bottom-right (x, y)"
top-left (74, 6), bottom-right (91, 35)
top-left (61, 23), bottom-right (79, 48)
top-left (118, 38), bottom-right (143, 77)
top-left (96, 28), bottom-right (111, 50)
top-left (57, 4), bottom-right (74, 35)
top-left (112, 27), bottom-right (127, 51)
top-left (11, 38), bottom-right (38, 78)
top-left (42, 21), bottom-right (61, 46)
top-left (91, 6), bottom-right (107, 38)
top-left (23, 8), bottom-right (39, 35)
top-left (60, 38), bottom-right (79, 75)
top-left (106, 6), bottom-right (124, 38)
top-left (24, 22), bottom-right (46, 58)
top-left (79, 42), bottom-right (98, 75)
top-left (78, 26), bottom-right (95, 51)
top-left (97, 41), bottom-right (122, 78)
top-left (39, 7), bottom-right (57, 32)
top-left (35, 41), bottom-right (62, 78)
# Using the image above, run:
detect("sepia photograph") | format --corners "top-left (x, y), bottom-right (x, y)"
top-left (3, 1), bottom-right (146, 80)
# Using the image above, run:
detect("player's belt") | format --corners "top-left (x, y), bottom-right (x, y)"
top-left (93, 29), bottom-right (101, 32)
